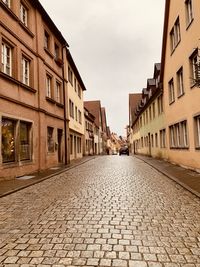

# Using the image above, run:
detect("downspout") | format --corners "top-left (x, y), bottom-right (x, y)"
top-left (61, 45), bottom-right (68, 165)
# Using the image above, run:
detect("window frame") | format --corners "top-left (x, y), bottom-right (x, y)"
top-left (185, 0), bottom-right (194, 28)
top-left (46, 74), bottom-right (53, 99)
top-left (168, 78), bottom-right (175, 104)
top-left (176, 67), bottom-right (184, 97)
top-left (21, 55), bottom-right (30, 86)
top-left (1, 41), bottom-right (12, 76)
top-left (20, 2), bottom-right (28, 27)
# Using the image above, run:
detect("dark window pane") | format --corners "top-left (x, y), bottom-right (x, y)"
top-left (20, 121), bottom-right (31, 161)
top-left (2, 118), bottom-right (16, 163)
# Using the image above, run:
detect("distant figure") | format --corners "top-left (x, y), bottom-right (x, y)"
top-left (106, 148), bottom-right (109, 155)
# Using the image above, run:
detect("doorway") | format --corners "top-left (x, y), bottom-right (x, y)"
top-left (57, 129), bottom-right (63, 163)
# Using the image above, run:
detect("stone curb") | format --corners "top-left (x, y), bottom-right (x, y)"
top-left (134, 155), bottom-right (200, 199)
top-left (0, 157), bottom-right (95, 199)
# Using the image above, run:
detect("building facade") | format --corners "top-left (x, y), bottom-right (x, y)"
top-left (0, 0), bottom-right (70, 180)
top-left (84, 100), bottom-right (103, 154)
top-left (129, 64), bottom-right (167, 159)
top-left (161, 0), bottom-right (200, 171)
top-left (84, 106), bottom-right (95, 156)
top-left (67, 51), bottom-right (86, 161)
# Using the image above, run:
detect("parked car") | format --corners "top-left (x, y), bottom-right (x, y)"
top-left (119, 146), bottom-right (129, 156)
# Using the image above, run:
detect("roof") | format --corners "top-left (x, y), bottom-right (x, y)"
top-left (84, 101), bottom-right (102, 127)
top-left (67, 50), bottom-right (87, 91)
top-left (129, 93), bottom-right (142, 125)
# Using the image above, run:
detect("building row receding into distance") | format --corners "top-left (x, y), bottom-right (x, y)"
top-left (0, 0), bottom-right (127, 181)
top-left (128, 0), bottom-right (200, 172)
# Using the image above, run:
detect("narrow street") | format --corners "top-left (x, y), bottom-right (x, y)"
top-left (0, 156), bottom-right (200, 267)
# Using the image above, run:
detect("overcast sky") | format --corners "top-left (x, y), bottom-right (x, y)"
top-left (40, 0), bottom-right (165, 136)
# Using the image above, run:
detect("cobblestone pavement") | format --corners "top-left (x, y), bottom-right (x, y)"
top-left (0, 156), bottom-right (200, 267)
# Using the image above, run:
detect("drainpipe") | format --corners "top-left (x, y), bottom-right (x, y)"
top-left (62, 44), bottom-right (68, 165)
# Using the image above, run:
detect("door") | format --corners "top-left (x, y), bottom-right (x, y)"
top-left (57, 129), bottom-right (63, 163)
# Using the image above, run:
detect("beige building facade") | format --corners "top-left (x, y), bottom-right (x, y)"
top-left (162, 0), bottom-right (200, 171)
top-left (67, 52), bottom-right (85, 161)
top-left (129, 64), bottom-right (167, 159)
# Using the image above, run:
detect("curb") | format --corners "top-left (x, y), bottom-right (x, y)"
top-left (134, 155), bottom-right (200, 199)
top-left (0, 157), bottom-right (95, 199)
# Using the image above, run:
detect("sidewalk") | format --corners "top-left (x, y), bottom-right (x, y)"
top-left (0, 156), bottom-right (95, 198)
top-left (135, 154), bottom-right (200, 198)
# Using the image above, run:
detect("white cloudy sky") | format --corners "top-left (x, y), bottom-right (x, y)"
top-left (40, 0), bottom-right (165, 136)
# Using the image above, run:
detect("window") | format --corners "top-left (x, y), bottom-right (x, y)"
top-left (157, 95), bottom-right (163, 115)
top-left (2, 0), bottom-right (10, 7)
top-left (78, 84), bottom-right (81, 98)
top-left (1, 42), bottom-right (12, 76)
top-left (21, 56), bottom-right (30, 86)
top-left (54, 43), bottom-right (59, 59)
top-left (74, 77), bottom-right (77, 92)
top-left (177, 67), bottom-right (184, 97)
top-left (149, 106), bottom-right (152, 121)
top-left (78, 110), bottom-right (82, 124)
top-left (181, 120), bottom-right (188, 147)
top-left (20, 121), bottom-right (31, 161)
top-left (69, 99), bottom-right (74, 118)
top-left (68, 67), bottom-right (73, 85)
top-left (46, 74), bottom-right (52, 98)
top-left (190, 49), bottom-right (199, 86)
top-left (194, 115), bottom-right (200, 148)
top-left (168, 78), bottom-right (175, 104)
top-left (20, 3), bottom-right (28, 27)
top-left (152, 102), bottom-right (156, 118)
top-left (75, 106), bottom-right (78, 121)
top-left (77, 137), bottom-right (82, 153)
top-left (151, 134), bottom-right (154, 147)
top-left (44, 31), bottom-right (50, 50)
top-left (155, 133), bottom-right (158, 147)
top-left (185, 0), bottom-right (193, 26)
top-left (169, 121), bottom-right (188, 148)
top-left (170, 17), bottom-right (181, 52)
top-left (55, 81), bottom-right (61, 103)
top-left (1, 118), bottom-right (32, 163)
top-left (1, 118), bottom-right (16, 163)
top-left (47, 127), bottom-right (54, 152)
top-left (160, 129), bottom-right (166, 148)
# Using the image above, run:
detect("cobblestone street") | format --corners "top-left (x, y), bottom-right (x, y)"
top-left (0, 156), bottom-right (200, 267)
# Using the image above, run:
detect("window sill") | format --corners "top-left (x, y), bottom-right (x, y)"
top-left (44, 47), bottom-right (54, 58)
top-left (19, 21), bottom-right (34, 38)
top-left (170, 40), bottom-right (181, 56)
top-left (56, 102), bottom-right (64, 108)
top-left (170, 146), bottom-right (189, 150)
top-left (1, 1), bottom-right (18, 21)
top-left (20, 82), bottom-right (37, 93)
top-left (169, 100), bottom-right (175, 105)
top-left (186, 18), bottom-right (194, 31)
top-left (0, 71), bottom-right (37, 93)
top-left (190, 83), bottom-right (197, 89)
top-left (2, 160), bottom-right (33, 168)
top-left (46, 96), bottom-right (56, 104)
top-left (177, 92), bottom-right (185, 99)
top-left (55, 58), bottom-right (63, 67)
